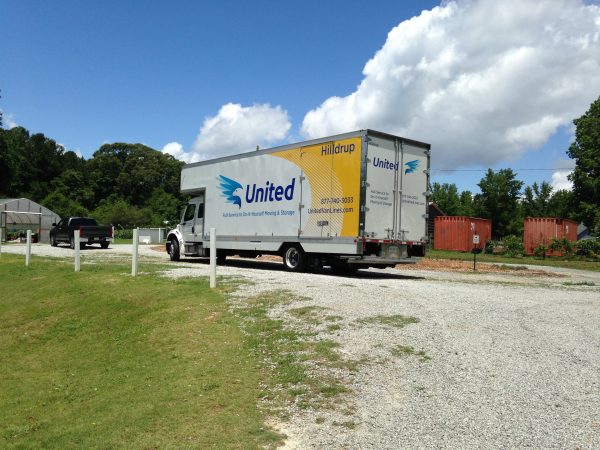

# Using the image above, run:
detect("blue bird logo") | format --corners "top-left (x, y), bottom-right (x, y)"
top-left (404, 159), bottom-right (419, 174)
top-left (217, 175), bottom-right (243, 208)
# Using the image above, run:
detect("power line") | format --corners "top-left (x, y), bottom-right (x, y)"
top-left (430, 168), bottom-right (574, 172)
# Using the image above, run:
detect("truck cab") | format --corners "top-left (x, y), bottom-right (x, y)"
top-left (166, 194), bottom-right (205, 260)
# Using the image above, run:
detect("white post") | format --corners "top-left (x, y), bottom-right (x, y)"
top-left (158, 228), bottom-right (162, 244)
top-left (25, 229), bottom-right (32, 266)
top-left (132, 228), bottom-right (139, 276)
top-left (74, 229), bottom-right (81, 272)
top-left (209, 227), bottom-right (216, 288)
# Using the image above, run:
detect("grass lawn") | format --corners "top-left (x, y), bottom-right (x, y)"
top-left (426, 249), bottom-right (600, 272)
top-left (0, 254), bottom-right (280, 449)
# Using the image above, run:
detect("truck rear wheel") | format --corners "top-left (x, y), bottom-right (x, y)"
top-left (283, 245), bottom-right (306, 272)
top-left (169, 238), bottom-right (181, 261)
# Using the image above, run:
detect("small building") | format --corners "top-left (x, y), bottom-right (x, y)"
top-left (0, 198), bottom-right (61, 243)
top-left (523, 217), bottom-right (578, 256)
top-left (434, 216), bottom-right (492, 252)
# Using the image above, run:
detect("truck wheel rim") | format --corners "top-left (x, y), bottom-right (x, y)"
top-left (286, 248), bottom-right (299, 268)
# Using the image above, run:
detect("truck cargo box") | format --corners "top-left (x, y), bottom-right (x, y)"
top-left (169, 129), bottom-right (430, 272)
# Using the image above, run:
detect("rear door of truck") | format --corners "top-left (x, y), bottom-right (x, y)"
top-left (364, 132), bottom-right (428, 242)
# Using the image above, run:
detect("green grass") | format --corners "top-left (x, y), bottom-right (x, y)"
top-left (235, 291), bottom-right (353, 412)
top-left (562, 281), bottom-right (596, 286)
top-left (427, 249), bottom-right (600, 272)
top-left (390, 345), bottom-right (431, 361)
top-left (356, 314), bottom-right (420, 328)
top-left (0, 254), bottom-right (280, 449)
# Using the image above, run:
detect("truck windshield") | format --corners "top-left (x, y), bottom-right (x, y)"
top-left (71, 218), bottom-right (98, 227)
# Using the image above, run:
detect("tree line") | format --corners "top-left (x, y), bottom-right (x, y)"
top-left (431, 96), bottom-right (599, 239)
top-left (0, 127), bottom-right (187, 228)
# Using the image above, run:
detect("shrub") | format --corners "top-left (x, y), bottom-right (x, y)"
top-left (533, 242), bottom-right (548, 258)
top-left (575, 238), bottom-right (600, 258)
top-left (503, 235), bottom-right (524, 257)
top-left (114, 229), bottom-right (133, 240)
top-left (549, 237), bottom-right (574, 257)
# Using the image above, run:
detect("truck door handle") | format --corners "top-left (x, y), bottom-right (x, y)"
top-left (192, 226), bottom-right (195, 233)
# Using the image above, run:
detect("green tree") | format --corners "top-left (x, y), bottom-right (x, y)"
top-left (521, 181), bottom-right (553, 217)
top-left (92, 196), bottom-right (152, 228)
top-left (475, 169), bottom-right (524, 238)
top-left (87, 143), bottom-right (184, 206)
top-left (458, 190), bottom-right (475, 216)
top-left (431, 182), bottom-right (461, 215)
top-left (41, 191), bottom-right (89, 218)
top-left (567, 96), bottom-right (600, 235)
top-left (144, 188), bottom-right (187, 226)
top-left (547, 189), bottom-right (575, 219)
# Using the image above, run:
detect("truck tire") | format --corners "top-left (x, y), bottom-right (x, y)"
top-left (216, 250), bottom-right (227, 265)
top-left (69, 237), bottom-right (75, 249)
top-left (100, 241), bottom-right (109, 249)
top-left (51, 235), bottom-right (58, 247)
top-left (283, 245), bottom-right (306, 272)
top-left (169, 237), bottom-right (181, 261)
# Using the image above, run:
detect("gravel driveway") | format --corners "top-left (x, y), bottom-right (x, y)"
top-left (4, 243), bottom-right (600, 448)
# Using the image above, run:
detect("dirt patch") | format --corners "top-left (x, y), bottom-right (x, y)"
top-left (398, 258), bottom-right (564, 277)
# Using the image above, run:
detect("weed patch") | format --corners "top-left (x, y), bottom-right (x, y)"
top-left (391, 345), bottom-right (431, 361)
top-left (356, 314), bottom-right (420, 328)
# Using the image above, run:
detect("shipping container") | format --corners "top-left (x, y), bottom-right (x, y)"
top-left (433, 216), bottom-right (492, 252)
top-left (167, 129), bottom-right (430, 273)
top-left (523, 217), bottom-right (578, 256)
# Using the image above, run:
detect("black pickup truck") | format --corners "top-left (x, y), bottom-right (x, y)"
top-left (50, 217), bottom-right (113, 249)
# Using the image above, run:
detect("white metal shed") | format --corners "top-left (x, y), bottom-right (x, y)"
top-left (0, 198), bottom-right (61, 243)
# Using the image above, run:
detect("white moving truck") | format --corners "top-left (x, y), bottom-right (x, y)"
top-left (166, 129), bottom-right (430, 273)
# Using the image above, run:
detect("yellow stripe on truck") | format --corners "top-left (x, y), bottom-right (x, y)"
top-left (273, 137), bottom-right (362, 238)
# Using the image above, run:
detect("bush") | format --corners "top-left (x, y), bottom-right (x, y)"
top-left (503, 235), bottom-right (524, 257)
top-left (575, 238), bottom-right (600, 258)
top-left (549, 237), bottom-right (574, 257)
top-left (533, 242), bottom-right (548, 258)
top-left (114, 229), bottom-right (133, 240)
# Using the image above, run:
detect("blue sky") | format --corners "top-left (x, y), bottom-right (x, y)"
top-left (2, 0), bottom-right (599, 194)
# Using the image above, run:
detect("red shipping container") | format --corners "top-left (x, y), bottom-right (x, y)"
top-left (434, 216), bottom-right (492, 252)
top-left (523, 217), bottom-right (578, 256)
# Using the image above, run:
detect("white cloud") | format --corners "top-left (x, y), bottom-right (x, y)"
top-left (301, 0), bottom-right (600, 169)
top-left (161, 141), bottom-right (198, 164)
top-left (161, 103), bottom-right (290, 163)
top-left (551, 170), bottom-right (573, 191)
top-left (1, 109), bottom-right (17, 129)
top-left (192, 103), bottom-right (291, 160)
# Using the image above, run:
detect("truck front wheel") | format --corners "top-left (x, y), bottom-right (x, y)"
top-left (283, 245), bottom-right (306, 272)
top-left (168, 238), bottom-right (181, 261)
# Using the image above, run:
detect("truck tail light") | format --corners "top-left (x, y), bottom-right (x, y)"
top-left (79, 227), bottom-right (84, 237)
